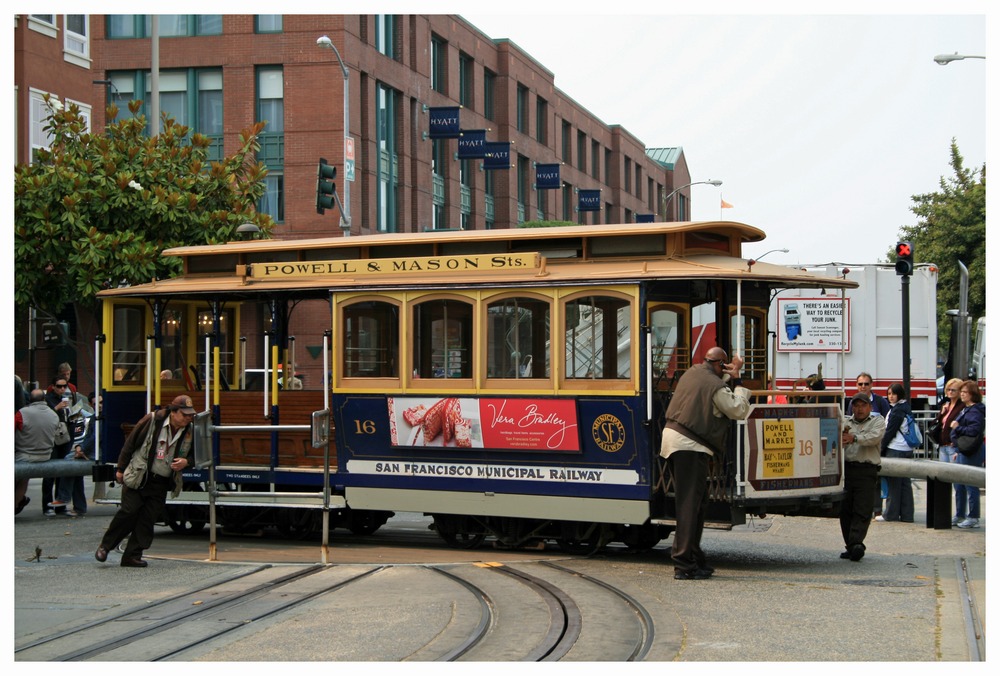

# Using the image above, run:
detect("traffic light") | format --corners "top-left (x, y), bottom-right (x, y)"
top-left (895, 241), bottom-right (914, 276)
top-left (316, 158), bottom-right (337, 214)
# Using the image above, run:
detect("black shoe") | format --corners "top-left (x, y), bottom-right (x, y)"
top-left (840, 550), bottom-right (851, 559)
top-left (15, 496), bottom-right (30, 515)
top-left (674, 567), bottom-right (713, 580)
top-left (95, 546), bottom-right (109, 562)
top-left (121, 557), bottom-right (148, 568)
top-left (849, 544), bottom-right (865, 561)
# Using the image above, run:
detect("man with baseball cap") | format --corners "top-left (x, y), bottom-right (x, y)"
top-left (95, 395), bottom-right (196, 567)
top-left (839, 392), bottom-right (886, 562)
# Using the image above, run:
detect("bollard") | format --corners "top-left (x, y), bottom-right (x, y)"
top-left (926, 478), bottom-right (953, 530)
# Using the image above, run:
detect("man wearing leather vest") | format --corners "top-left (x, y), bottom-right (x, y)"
top-left (661, 347), bottom-right (751, 580)
top-left (95, 395), bottom-right (196, 568)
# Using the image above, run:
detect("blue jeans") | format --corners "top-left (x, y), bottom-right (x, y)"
top-left (938, 444), bottom-right (958, 463)
top-left (954, 443), bottom-right (985, 519)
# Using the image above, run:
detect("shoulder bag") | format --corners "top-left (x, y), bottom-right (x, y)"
top-left (54, 421), bottom-right (71, 446)
top-left (957, 432), bottom-right (983, 455)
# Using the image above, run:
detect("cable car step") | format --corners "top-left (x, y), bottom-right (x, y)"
top-left (650, 518), bottom-right (734, 531)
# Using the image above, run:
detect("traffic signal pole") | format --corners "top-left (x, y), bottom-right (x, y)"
top-left (895, 241), bottom-right (914, 398)
top-left (901, 273), bottom-right (911, 397)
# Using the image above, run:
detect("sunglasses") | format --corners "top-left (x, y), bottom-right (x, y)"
top-left (54, 383), bottom-right (67, 388)
top-left (856, 382), bottom-right (871, 387)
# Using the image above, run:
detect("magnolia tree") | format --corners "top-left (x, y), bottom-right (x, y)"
top-left (14, 96), bottom-right (274, 318)
top-left (892, 140), bottom-right (986, 339)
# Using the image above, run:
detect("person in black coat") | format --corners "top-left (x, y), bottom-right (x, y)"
top-left (42, 375), bottom-right (74, 515)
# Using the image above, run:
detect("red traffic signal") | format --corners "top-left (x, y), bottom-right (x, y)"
top-left (895, 241), bottom-right (914, 276)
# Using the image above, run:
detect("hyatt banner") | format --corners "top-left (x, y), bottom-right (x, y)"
top-left (535, 163), bottom-right (561, 190)
top-left (578, 189), bottom-right (601, 212)
top-left (483, 141), bottom-right (511, 170)
top-left (457, 129), bottom-right (487, 158)
top-left (428, 106), bottom-right (461, 139)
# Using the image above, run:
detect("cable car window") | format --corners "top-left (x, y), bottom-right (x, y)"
top-left (112, 304), bottom-right (146, 384)
top-left (343, 300), bottom-right (399, 378)
top-left (413, 299), bottom-right (473, 379)
top-left (486, 296), bottom-right (550, 379)
top-left (196, 308), bottom-right (235, 388)
top-left (159, 307), bottom-right (185, 381)
top-left (649, 304), bottom-right (690, 380)
top-left (564, 295), bottom-right (631, 379)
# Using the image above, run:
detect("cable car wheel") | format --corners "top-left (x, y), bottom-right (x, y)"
top-left (431, 514), bottom-right (487, 549)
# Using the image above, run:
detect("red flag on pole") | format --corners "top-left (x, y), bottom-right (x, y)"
top-left (721, 198), bottom-right (734, 209)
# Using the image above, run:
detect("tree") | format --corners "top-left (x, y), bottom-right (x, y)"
top-left (892, 140), bottom-right (986, 341)
top-left (14, 96), bottom-right (274, 319)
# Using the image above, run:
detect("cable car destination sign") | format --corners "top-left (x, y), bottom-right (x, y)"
top-left (247, 252), bottom-right (540, 279)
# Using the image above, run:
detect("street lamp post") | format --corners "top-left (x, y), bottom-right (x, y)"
top-left (933, 53), bottom-right (985, 65)
top-left (662, 179), bottom-right (722, 221)
top-left (316, 35), bottom-right (352, 235)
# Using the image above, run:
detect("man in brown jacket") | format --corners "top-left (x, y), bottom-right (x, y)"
top-left (95, 395), bottom-right (196, 567)
top-left (661, 347), bottom-right (751, 580)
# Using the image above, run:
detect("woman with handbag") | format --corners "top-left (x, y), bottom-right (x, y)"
top-left (950, 380), bottom-right (985, 529)
top-left (881, 383), bottom-right (915, 522)
top-left (934, 378), bottom-right (966, 463)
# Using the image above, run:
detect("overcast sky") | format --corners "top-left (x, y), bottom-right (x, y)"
top-left (460, 4), bottom-right (989, 267)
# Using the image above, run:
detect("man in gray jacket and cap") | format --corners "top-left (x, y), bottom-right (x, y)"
top-left (839, 392), bottom-right (886, 561)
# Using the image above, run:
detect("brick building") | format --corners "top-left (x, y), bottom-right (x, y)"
top-left (14, 13), bottom-right (697, 391)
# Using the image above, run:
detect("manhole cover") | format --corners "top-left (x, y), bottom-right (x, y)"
top-left (843, 579), bottom-right (930, 587)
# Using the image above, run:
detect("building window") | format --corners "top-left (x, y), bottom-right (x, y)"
top-left (376, 83), bottom-right (399, 232)
top-left (64, 15), bottom-right (90, 67)
top-left (431, 139), bottom-right (447, 230)
top-left (591, 140), bottom-right (600, 180)
top-left (536, 97), bottom-right (547, 145)
top-left (29, 89), bottom-right (57, 162)
top-left (431, 35), bottom-right (446, 94)
top-left (375, 15), bottom-right (397, 59)
top-left (516, 85), bottom-right (528, 134)
top-left (460, 159), bottom-right (472, 229)
top-left (624, 156), bottom-right (632, 193)
top-left (562, 183), bottom-right (572, 221)
top-left (257, 68), bottom-right (284, 133)
top-left (260, 174), bottom-right (284, 224)
top-left (459, 52), bottom-right (473, 109)
top-left (484, 170), bottom-right (495, 228)
top-left (483, 68), bottom-right (496, 122)
top-left (577, 131), bottom-right (586, 172)
top-left (106, 15), bottom-right (139, 39)
top-left (256, 15), bottom-right (282, 33)
top-left (106, 15), bottom-right (222, 38)
top-left (517, 154), bottom-right (529, 224)
top-left (149, 71), bottom-right (188, 127)
top-left (257, 67), bottom-right (284, 223)
top-left (561, 121), bottom-right (571, 163)
top-left (28, 15), bottom-right (57, 38)
top-left (198, 71), bottom-right (223, 136)
top-left (635, 165), bottom-right (642, 200)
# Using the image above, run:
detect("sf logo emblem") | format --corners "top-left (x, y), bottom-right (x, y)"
top-left (592, 414), bottom-right (625, 453)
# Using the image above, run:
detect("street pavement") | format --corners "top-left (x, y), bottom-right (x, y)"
top-left (10, 477), bottom-right (988, 663)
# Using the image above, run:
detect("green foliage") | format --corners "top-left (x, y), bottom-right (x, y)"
top-left (891, 140), bottom-right (986, 342)
top-left (14, 96), bottom-right (274, 316)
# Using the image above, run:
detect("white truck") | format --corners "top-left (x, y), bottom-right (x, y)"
top-left (771, 264), bottom-right (938, 406)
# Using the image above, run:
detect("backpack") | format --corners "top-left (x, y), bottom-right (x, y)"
top-left (900, 413), bottom-right (922, 449)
